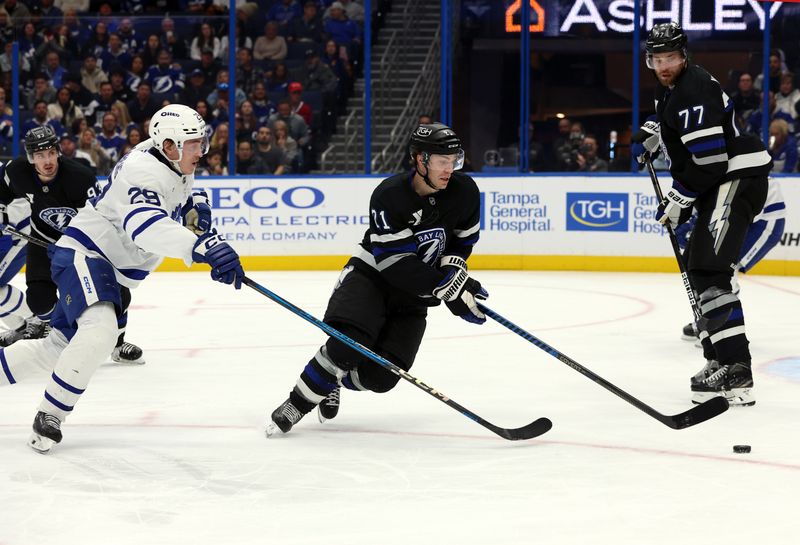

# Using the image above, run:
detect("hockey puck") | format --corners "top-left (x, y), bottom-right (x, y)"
top-left (733, 445), bottom-right (751, 453)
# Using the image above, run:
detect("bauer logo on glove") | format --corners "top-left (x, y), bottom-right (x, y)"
top-left (655, 180), bottom-right (697, 229)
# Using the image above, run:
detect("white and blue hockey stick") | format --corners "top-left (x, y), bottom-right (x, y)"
top-left (243, 276), bottom-right (552, 441)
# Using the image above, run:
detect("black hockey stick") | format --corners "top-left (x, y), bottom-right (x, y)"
top-left (478, 303), bottom-right (729, 429)
top-left (643, 155), bottom-right (729, 332)
top-left (244, 276), bottom-right (552, 441)
top-left (1, 226), bottom-right (49, 249)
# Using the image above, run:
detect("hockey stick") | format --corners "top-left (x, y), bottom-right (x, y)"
top-left (1, 225), bottom-right (50, 249)
top-left (243, 276), bottom-right (552, 441)
top-left (643, 156), bottom-right (729, 332)
top-left (478, 303), bottom-right (729, 429)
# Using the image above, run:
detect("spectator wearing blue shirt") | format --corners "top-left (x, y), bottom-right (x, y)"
top-left (42, 51), bottom-right (66, 90)
top-left (323, 1), bottom-right (361, 66)
top-left (144, 50), bottom-right (185, 100)
top-left (746, 91), bottom-right (796, 135)
top-left (100, 34), bottom-right (133, 72)
top-left (96, 111), bottom-right (126, 164)
top-left (21, 100), bottom-right (67, 141)
top-left (268, 0), bottom-right (303, 30)
top-left (769, 118), bottom-right (798, 173)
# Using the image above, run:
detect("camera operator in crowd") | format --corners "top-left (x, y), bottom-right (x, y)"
top-left (556, 123), bottom-right (608, 172)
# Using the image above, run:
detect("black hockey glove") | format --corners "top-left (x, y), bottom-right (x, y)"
top-left (433, 258), bottom-right (489, 325)
top-left (631, 118), bottom-right (661, 165)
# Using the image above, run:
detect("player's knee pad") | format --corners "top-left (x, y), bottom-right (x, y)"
top-left (357, 368), bottom-right (401, 393)
top-left (353, 351), bottom-right (410, 394)
top-left (323, 324), bottom-right (373, 372)
top-left (73, 302), bottom-right (119, 355)
top-left (690, 271), bottom-right (732, 295)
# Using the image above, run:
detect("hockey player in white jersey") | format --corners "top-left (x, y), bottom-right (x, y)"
top-left (0, 104), bottom-right (244, 453)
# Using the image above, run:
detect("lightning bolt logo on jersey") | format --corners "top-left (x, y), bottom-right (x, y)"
top-left (707, 179), bottom-right (739, 255)
top-left (39, 207), bottom-right (77, 233)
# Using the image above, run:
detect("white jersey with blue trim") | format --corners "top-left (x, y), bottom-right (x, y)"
top-left (56, 139), bottom-right (198, 289)
top-left (753, 177), bottom-right (786, 222)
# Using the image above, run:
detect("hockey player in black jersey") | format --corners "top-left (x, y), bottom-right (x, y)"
top-left (0, 125), bottom-right (145, 363)
top-left (631, 23), bottom-right (772, 406)
top-left (267, 123), bottom-right (487, 436)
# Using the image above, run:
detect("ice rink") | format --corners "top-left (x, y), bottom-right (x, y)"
top-left (1, 269), bottom-right (798, 545)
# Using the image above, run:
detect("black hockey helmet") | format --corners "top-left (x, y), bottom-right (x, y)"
top-left (645, 22), bottom-right (687, 57)
top-left (24, 125), bottom-right (60, 163)
top-left (409, 123), bottom-right (464, 168)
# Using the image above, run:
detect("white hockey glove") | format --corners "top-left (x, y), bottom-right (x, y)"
top-left (631, 119), bottom-right (661, 165)
top-left (433, 259), bottom-right (488, 325)
top-left (655, 181), bottom-right (697, 229)
top-left (184, 191), bottom-right (212, 235)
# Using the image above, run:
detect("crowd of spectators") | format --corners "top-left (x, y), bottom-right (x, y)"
top-left (0, 0), bottom-right (371, 175)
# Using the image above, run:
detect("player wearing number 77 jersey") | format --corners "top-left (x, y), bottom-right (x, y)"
top-left (631, 22), bottom-right (773, 406)
top-left (0, 104), bottom-right (245, 454)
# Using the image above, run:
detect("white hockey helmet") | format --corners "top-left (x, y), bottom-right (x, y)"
top-left (149, 104), bottom-right (210, 165)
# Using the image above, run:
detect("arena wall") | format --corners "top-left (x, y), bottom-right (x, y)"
top-left (159, 175), bottom-right (800, 275)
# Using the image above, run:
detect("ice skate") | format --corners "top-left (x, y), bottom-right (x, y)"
top-left (111, 341), bottom-right (146, 365)
top-left (691, 362), bottom-right (755, 407)
top-left (681, 321), bottom-right (698, 341)
top-left (22, 318), bottom-right (51, 341)
top-left (0, 323), bottom-right (26, 347)
top-left (318, 387), bottom-right (340, 423)
top-left (690, 359), bottom-right (720, 387)
top-left (28, 411), bottom-right (62, 454)
top-left (266, 398), bottom-right (308, 437)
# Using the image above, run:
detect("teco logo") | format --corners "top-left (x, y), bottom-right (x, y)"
top-left (505, 0), bottom-right (545, 33)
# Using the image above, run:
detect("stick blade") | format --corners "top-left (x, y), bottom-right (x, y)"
top-left (494, 417), bottom-right (553, 441)
top-left (665, 396), bottom-right (729, 429)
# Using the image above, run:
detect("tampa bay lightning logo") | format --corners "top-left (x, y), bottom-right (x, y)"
top-left (39, 207), bottom-right (77, 232)
top-left (415, 228), bottom-right (446, 265)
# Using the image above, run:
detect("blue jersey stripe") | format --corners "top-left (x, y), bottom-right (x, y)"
top-left (131, 214), bottom-right (167, 242)
top-left (0, 349), bottom-right (15, 384)
top-left (44, 391), bottom-right (74, 412)
top-left (51, 372), bottom-right (86, 394)
top-left (123, 206), bottom-right (167, 232)
top-left (687, 138), bottom-right (725, 154)
top-left (63, 227), bottom-right (151, 281)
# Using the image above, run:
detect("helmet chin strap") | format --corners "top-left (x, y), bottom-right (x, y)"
top-left (415, 154), bottom-right (439, 191)
top-left (159, 144), bottom-right (184, 174)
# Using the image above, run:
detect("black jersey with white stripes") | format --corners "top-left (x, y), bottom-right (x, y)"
top-left (655, 64), bottom-right (772, 194)
top-left (352, 170), bottom-right (481, 300)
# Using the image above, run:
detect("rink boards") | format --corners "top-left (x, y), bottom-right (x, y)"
top-left (160, 175), bottom-right (800, 275)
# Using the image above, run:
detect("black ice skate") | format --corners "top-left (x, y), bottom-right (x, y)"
top-left (22, 318), bottom-right (51, 341)
top-left (691, 362), bottom-right (754, 407)
top-left (318, 387), bottom-right (340, 423)
top-left (690, 359), bottom-right (720, 387)
top-left (0, 322), bottom-right (26, 347)
top-left (111, 341), bottom-right (146, 365)
top-left (28, 411), bottom-right (62, 454)
top-left (681, 322), bottom-right (698, 341)
top-left (266, 399), bottom-right (309, 437)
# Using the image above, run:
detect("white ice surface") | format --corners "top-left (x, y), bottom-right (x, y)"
top-left (1, 270), bottom-right (798, 545)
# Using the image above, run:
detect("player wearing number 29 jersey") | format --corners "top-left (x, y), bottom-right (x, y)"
top-left (0, 104), bottom-right (244, 454)
top-left (57, 138), bottom-right (199, 289)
